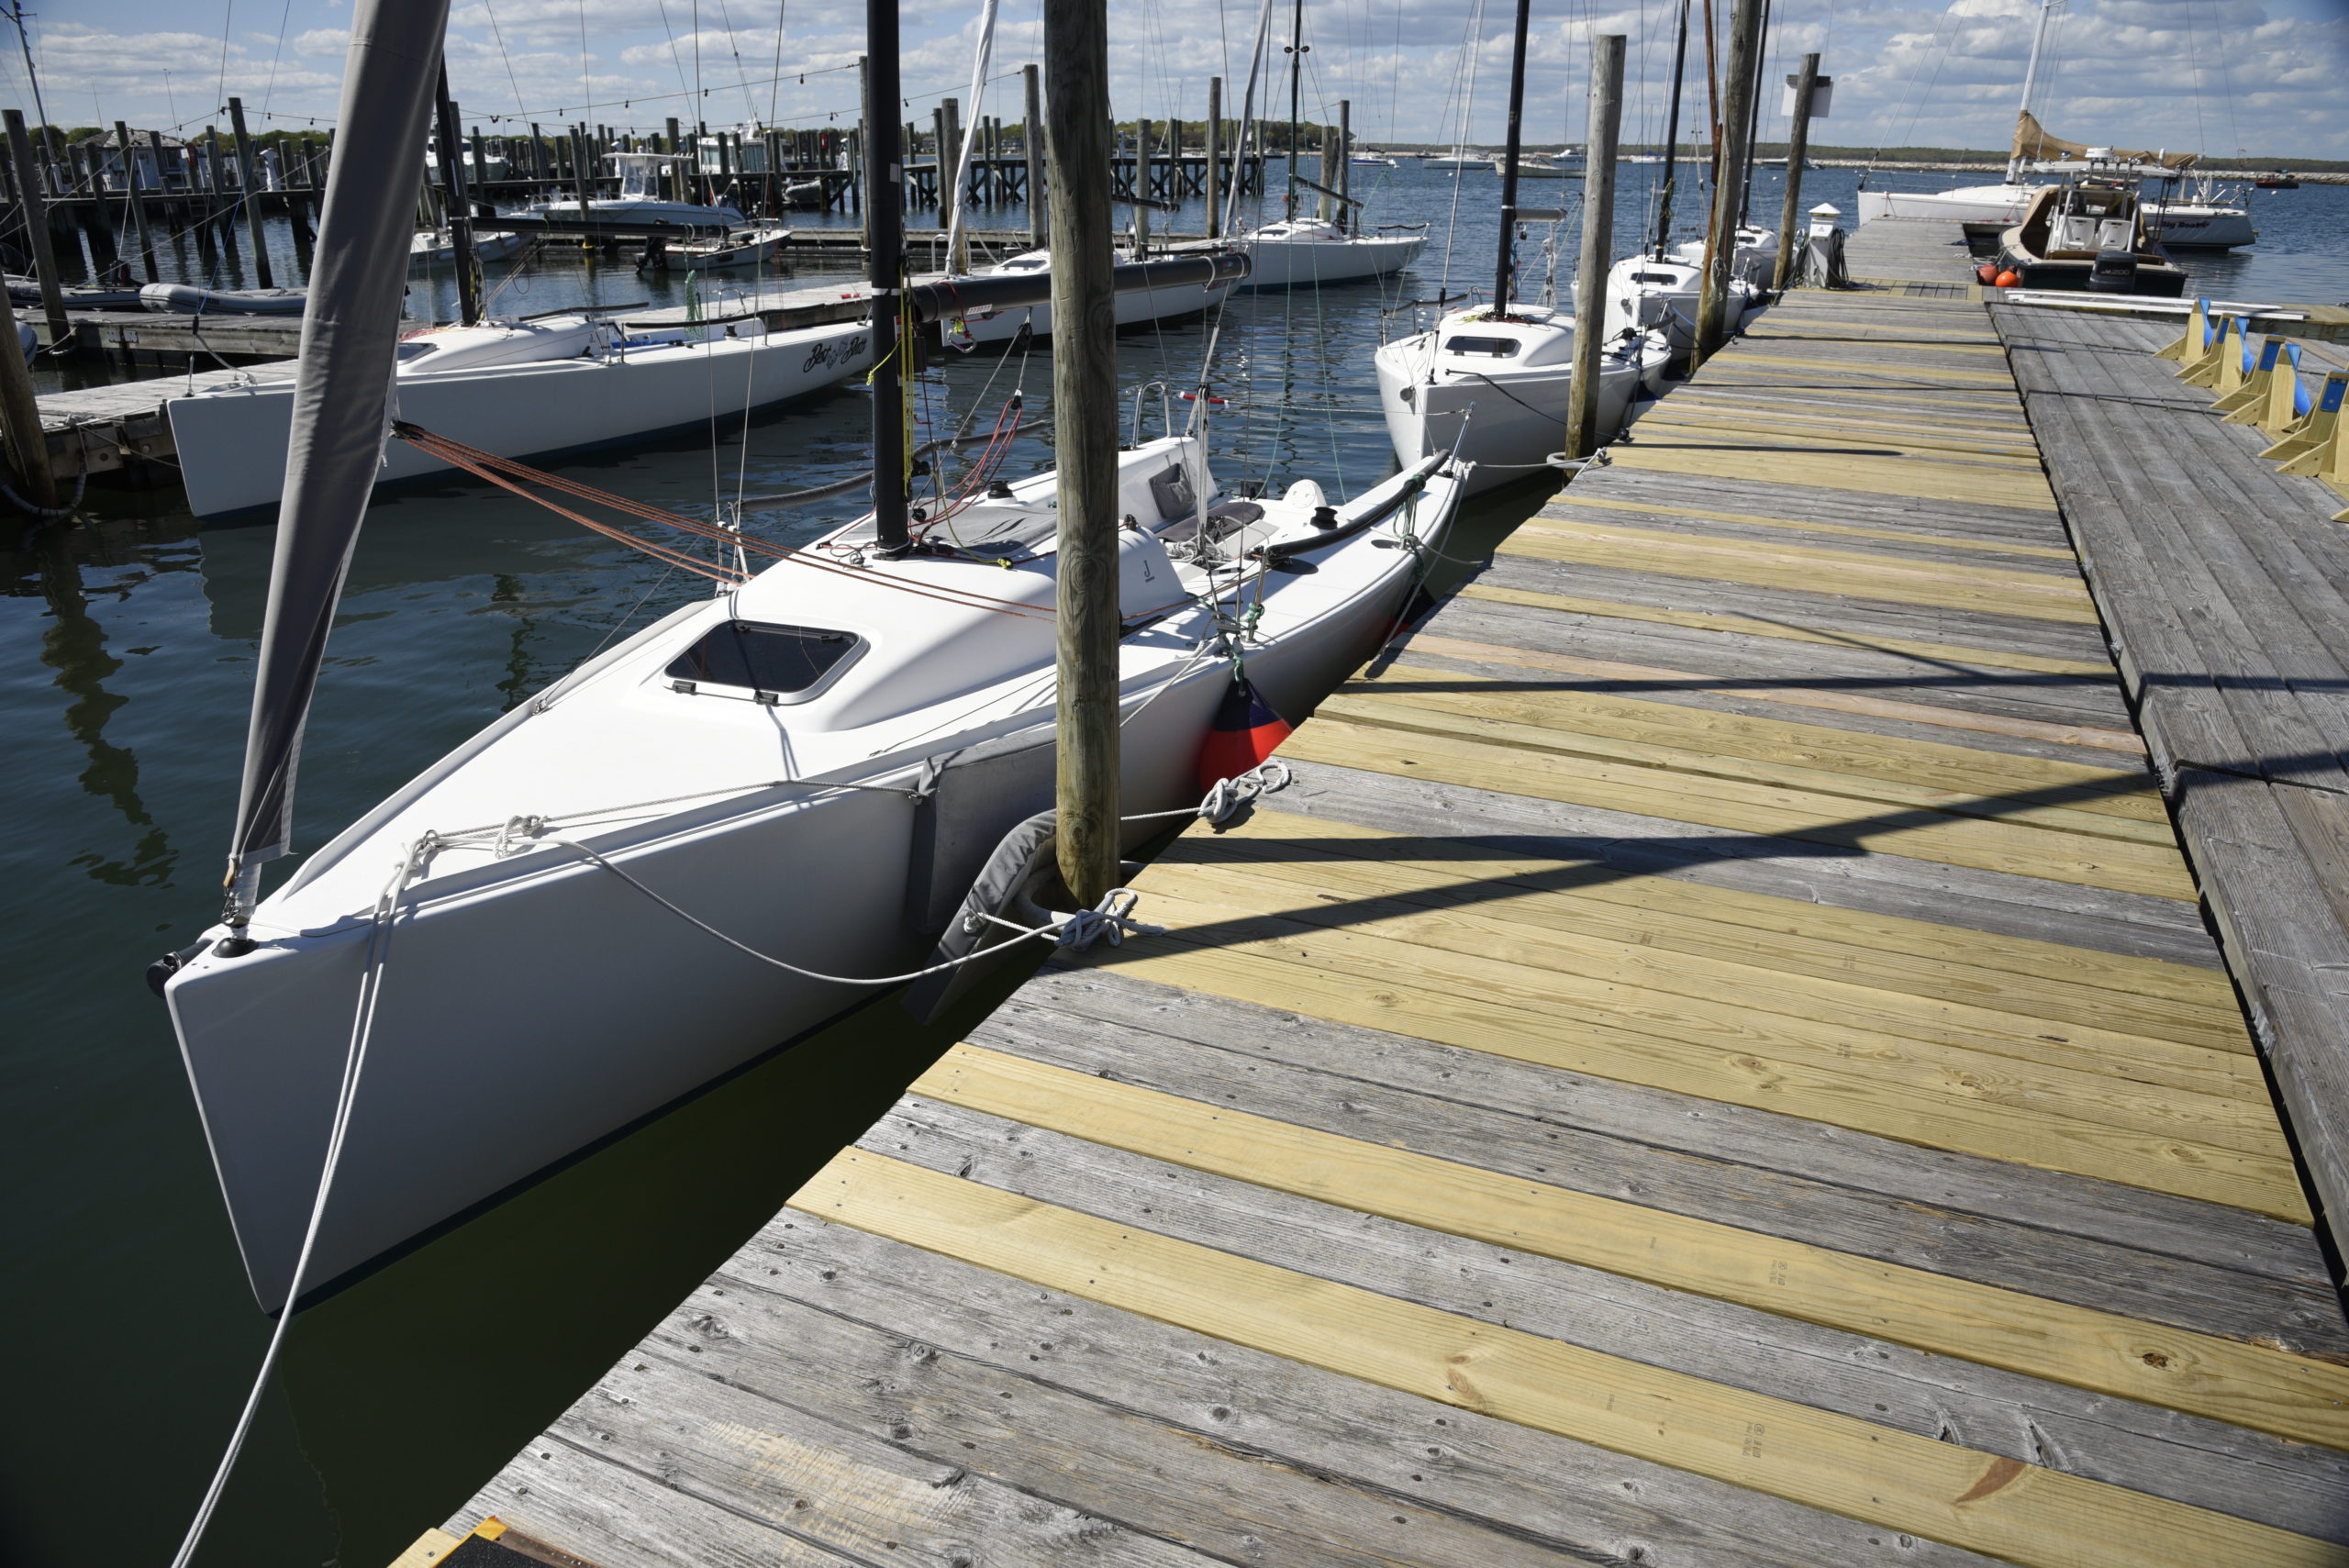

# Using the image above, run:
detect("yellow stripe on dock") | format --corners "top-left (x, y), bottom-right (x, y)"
top-left (911, 1044), bottom-right (2349, 1447)
top-left (1455, 583), bottom-right (2112, 674)
top-left (797, 1152), bottom-right (2347, 1568)
top-left (1548, 492), bottom-right (2071, 556)
top-left (1502, 520), bottom-right (2087, 617)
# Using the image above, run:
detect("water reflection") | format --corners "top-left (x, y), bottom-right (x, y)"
top-left (25, 520), bottom-right (184, 887)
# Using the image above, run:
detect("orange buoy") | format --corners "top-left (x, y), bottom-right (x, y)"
top-left (1976, 262), bottom-right (2000, 284)
top-left (1994, 270), bottom-right (2021, 288)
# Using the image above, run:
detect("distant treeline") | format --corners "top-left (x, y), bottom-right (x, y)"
top-left (1375, 137), bottom-right (2345, 172)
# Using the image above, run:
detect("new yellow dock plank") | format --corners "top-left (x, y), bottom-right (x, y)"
top-left (1213, 807), bottom-right (2248, 1052)
top-left (1547, 493), bottom-right (2071, 558)
top-left (1606, 445), bottom-right (2059, 510)
top-left (1284, 715), bottom-right (2199, 900)
top-left (1503, 524), bottom-right (2089, 618)
top-left (1455, 583), bottom-right (2112, 674)
top-left (1126, 873), bottom-right (2285, 1159)
top-left (800, 1153), bottom-right (2345, 1568)
top-left (1335, 669), bottom-right (2165, 823)
top-left (914, 1045), bottom-right (2347, 1448)
top-left (1406, 630), bottom-right (2147, 753)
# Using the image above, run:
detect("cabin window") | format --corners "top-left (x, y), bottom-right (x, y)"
top-left (665, 620), bottom-right (862, 697)
top-left (1630, 272), bottom-right (1681, 284)
top-left (395, 340), bottom-right (440, 361)
top-left (1443, 335), bottom-right (1520, 358)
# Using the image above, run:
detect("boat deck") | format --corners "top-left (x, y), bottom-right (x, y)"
top-left (409, 287), bottom-right (2349, 1568)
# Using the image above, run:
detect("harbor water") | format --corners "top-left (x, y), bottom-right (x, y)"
top-left (4, 161), bottom-right (2345, 1568)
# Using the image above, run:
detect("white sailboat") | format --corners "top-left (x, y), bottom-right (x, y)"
top-left (1373, 0), bottom-right (1663, 494)
top-left (930, 0), bottom-right (1243, 340)
top-left (156, 0), bottom-right (1462, 1323)
top-left (1854, 0), bottom-right (2249, 250)
top-left (1180, 0), bottom-right (1426, 292)
top-left (165, 310), bottom-right (875, 517)
top-left (1599, 0), bottom-right (1765, 353)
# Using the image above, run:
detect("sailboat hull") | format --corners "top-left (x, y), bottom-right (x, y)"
top-left (164, 455), bottom-right (1457, 1312)
top-left (166, 319), bottom-right (874, 517)
top-left (1234, 232), bottom-right (1425, 291)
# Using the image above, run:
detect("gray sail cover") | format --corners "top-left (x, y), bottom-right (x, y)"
top-left (228, 0), bottom-right (451, 870)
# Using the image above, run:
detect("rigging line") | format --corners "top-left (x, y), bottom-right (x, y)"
top-left (710, 0), bottom-right (763, 123)
top-left (217, 0), bottom-right (232, 123)
top-left (655, 0), bottom-right (696, 97)
top-left (480, 0), bottom-right (530, 117)
top-left (766, 0), bottom-right (786, 128)
top-left (259, 0), bottom-right (295, 116)
top-left (402, 423), bottom-right (1064, 619)
top-left (1438, 0), bottom-right (1486, 295)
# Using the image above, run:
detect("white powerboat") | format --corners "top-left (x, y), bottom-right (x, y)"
top-left (141, 283), bottom-right (309, 315)
top-left (165, 312), bottom-right (874, 516)
top-left (523, 150), bottom-right (746, 228)
top-left (1854, 183), bottom-right (2035, 227)
top-left (407, 228), bottom-right (528, 272)
top-left (671, 224), bottom-right (795, 270)
top-left (161, 428), bottom-right (1461, 1309)
top-left (1375, 302), bottom-right (1661, 493)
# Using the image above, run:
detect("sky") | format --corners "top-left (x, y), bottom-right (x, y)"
top-left (14, 0), bottom-right (2349, 160)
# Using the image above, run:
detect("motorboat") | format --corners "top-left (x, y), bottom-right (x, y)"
top-left (140, 283), bottom-right (308, 315)
top-left (941, 247), bottom-right (1239, 345)
top-left (1494, 155), bottom-right (1579, 179)
top-left (1603, 252), bottom-right (1765, 353)
top-left (165, 311), bottom-right (875, 516)
top-left (407, 228), bottom-right (528, 272)
top-left (1375, 302), bottom-right (1661, 493)
top-left (1996, 180), bottom-right (2188, 296)
top-left (670, 224), bottom-right (795, 271)
top-left (1174, 217), bottom-right (1424, 292)
top-left (521, 150), bottom-right (745, 229)
top-left (160, 423), bottom-right (1463, 1309)
top-left (1350, 152), bottom-right (1399, 168)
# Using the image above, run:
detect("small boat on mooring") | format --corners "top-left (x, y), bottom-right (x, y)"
top-left (140, 283), bottom-right (309, 315)
top-left (669, 223), bottom-right (795, 271)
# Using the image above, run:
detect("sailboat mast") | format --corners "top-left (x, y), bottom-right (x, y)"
top-left (1738, 0), bottom-right (1770, 224)
top-left (2009, 0), bottom-right (2060, 181)
top-left (1222, 0), bottom-right (1279, 235)
top-left (1285, 0), bottom-right (1304, 220)
top-left (1491, 0), bottom-right (1531, 316)
top-left (868, 0), bottom-right (909, 554)
top-left (1654, 0), bottom-right (1691, 257)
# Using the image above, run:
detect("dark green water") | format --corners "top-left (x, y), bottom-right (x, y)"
top-left (4, 162), bottom-right (2343, 1568)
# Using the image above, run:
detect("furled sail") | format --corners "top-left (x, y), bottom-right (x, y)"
top-left (220, 0), bottom-right (454, 935)
top-left (2012, 110), bottom-right (2197, 170)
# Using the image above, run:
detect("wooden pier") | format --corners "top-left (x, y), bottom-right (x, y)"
top-left (401, 282), bottom-right (2349, 1567)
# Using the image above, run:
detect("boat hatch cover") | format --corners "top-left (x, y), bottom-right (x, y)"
top-left (665, 620), bottom-right (863, 698)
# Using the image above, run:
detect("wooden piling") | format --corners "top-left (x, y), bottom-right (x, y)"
top-left (1046, 0), bottom-right (1121, 908)
top-left (1335, 99), bottom-right (1350, 229)
top-left (115, 121), bottom-right (160, 283)
top-left (1024, 63), bottom-right (1046, 244)
top-left (5, 110), bottom-right (69, 343)
top-left (434, 72), bottom-right (482, 326)
top-left (1694, 0), bottom-right (1763, 360)
top-left (0, 259), bottom-right (56, 506)
top-left (1771, 51), bottom-right (1820, 291)
top-left (1565, 34), bottom-right (1626, 461)
top-left (227, 98), bottom-right (273, 288)
top-left (1204, 75), bottom-right (1221, 237)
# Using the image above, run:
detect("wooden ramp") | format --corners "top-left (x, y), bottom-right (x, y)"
top-left (429, 289), bottom-right (2349, 1568)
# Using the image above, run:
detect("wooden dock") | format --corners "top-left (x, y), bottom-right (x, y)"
top-left (405, 285), bottom-right (2349, 1568)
